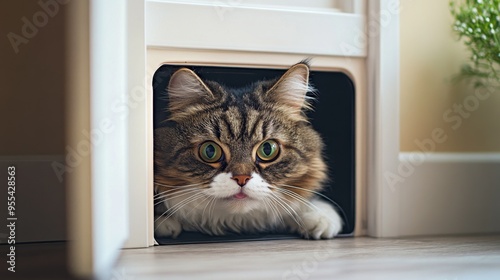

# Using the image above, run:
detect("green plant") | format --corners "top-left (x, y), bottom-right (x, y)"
top-left (450, 0), bottom-right (500, 87)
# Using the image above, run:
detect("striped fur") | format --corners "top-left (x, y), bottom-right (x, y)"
top-left (154, 62), bottom-right (342, 239)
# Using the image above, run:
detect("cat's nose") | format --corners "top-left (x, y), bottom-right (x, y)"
top-left (231, 175), bottom-right (252, 187)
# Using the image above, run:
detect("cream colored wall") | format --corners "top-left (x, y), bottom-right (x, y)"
top-left (400, 0), bottom-right (500, 152)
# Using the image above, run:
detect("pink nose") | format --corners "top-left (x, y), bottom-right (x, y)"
top-left (231, 175), bottom-right (252, 187)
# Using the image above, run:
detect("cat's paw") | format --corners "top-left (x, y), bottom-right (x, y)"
top-left (154, 216), bottom-right (182, 238)
top-left (300, 199), bottom-right (343, 240)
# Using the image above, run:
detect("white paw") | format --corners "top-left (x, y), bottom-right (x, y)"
top-left (154, 216), bottom-right (182, 238)
top-left (300, 199), bottom-right (343, 240)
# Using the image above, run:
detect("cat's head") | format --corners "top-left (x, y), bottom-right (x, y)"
top-left (155, 62), bottom-right (327, 215)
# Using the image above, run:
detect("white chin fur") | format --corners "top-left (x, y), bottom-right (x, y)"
top-left (164, 172), bottom-right (282, 235)
top-left (159, 172), bottom-right (343, 238)
top-left (205, 172), bottom-right (272, 213)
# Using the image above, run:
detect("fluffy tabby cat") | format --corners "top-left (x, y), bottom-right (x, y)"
top-left (154, 62), bottom-right (342, 239)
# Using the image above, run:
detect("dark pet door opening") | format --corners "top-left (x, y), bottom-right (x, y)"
top-left (153, 64), bottom-right (355, 244)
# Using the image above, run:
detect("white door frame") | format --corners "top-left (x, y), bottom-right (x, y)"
top-left (125, 0), bottom-right (371, 247)
top-left (67, 0), bottom-right (130, 277)
top-left (366, 0), bottom-right (402, 237)
top-left (126, 0), bottom-right (408, 248)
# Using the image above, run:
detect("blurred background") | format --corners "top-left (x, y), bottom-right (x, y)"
top-left (0, 0), bottom-right (67, 244)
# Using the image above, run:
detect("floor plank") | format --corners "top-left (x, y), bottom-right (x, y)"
top-left (115, 235), bottom-right (500, 280)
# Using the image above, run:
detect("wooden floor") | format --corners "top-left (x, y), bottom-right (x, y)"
top-left (115, 235), bottom-right (500, 280)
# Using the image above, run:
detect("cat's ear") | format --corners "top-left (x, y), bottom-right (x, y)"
top-left (167, 68), bottom-right (214, 119)
top-left (266, 63), bottom-right (314, 117)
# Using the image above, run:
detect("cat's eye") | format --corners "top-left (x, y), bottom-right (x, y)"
top-left (256, 140), bottom-right (280, 162)
top-left (199, 141), bottom-right (223, 163)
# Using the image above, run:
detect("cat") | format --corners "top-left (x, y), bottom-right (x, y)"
top-left (154, 61), bottom-right (342, 240)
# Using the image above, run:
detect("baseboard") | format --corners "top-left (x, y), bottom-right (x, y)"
top-left (392, 152), bottom-right (500, 236)
top-left (400, 152), bottom-right (500, 163)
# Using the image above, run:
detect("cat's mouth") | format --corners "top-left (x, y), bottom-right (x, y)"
top-left (233, 192), bottom-right (248, 199)
top-left (224, 191), bottom-right (249, 200)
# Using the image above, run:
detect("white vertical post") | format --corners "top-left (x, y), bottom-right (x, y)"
top-left (352, 0), bottom-right (366, 14)
top-left (367, 0), bottom-right (401, 237)
top-left (124, 0), bottom-right (153, 248)
top-left (67, 0), bottom-right (130, 277)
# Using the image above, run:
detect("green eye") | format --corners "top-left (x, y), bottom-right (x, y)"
top-left (256, 140), bottom-right (280, 162)
top-left (199, 141), bottom-right (223, 163)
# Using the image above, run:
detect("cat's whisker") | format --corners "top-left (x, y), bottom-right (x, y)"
top-left (271, 184), bottom-right (347, 226)
top-left (275, 196), bottom-right (302, 231)
top-left (170, 193), bottom-right (205, 216)
top-left (154, 182), bottom-right (210, 205)
top-left (262, 198), bottom-right (277, 225)
top-left (270, 193), bottom-right (306, 230)
top-left (271, 187), bottom-right (320, 213)
top-left (154, 187), bottom-right (198, 200)
top-left (154, 181), bottom-right (204, 188)
top-left (209, 196), bottom-right (218, 221)
top-left (268, 194), bottom-right (296, 228)
top-left (263, 195), bottom-right (286, 226)
top-left (264, 195), bottom-right (284, 226)
top-left (272, 187), bottom-right (336, 230)
top-left (154, 181), bottom-right (208, 187)
top-left (201, 196), bottom-right (216, 221)
top-left (154, 192), bottom-right (204, 224)
top-left (186, 194), bottom-right (212, 217)
top-left (277, 184), bottom-right (343, 210)
top-left (154, 189), bottom-right (200, 206)
top-left (154, 185), bottom-right (203, 197)
top-left (163, 193), bottom-right (205, 213)
top-left (154, 193), bottom-right (206, 232)
top-left (269, 198), bottom-right (286, 228)
top-left (262, 198), bottom-right (271, 216)
top-left (153, 181), bottom-right (208, 196)
top-left (154, 187), bottom-right (196, 198)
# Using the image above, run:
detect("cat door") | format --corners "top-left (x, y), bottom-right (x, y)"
top-left (153, 64), bottom-right (355, 244)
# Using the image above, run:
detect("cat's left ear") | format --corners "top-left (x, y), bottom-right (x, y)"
top-left (266, 62), bottom-right (313, 118)
top-left (167, 68), bottom-right (215, 121)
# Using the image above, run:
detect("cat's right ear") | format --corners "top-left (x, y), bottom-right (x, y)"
top-left (265, 63), bottom-right (313, 121)
top-left (167, 68), bottom-right (215, 120)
